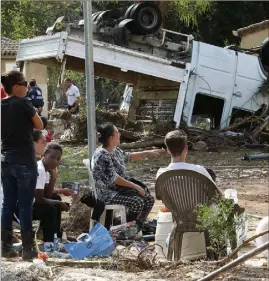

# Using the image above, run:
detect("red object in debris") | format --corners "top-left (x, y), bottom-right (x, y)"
top-left (1, 88), bottom-right (7, 99)
top-left (37, 252), bottom-right (48, 261)
top-left (46, 130), bottom-right (53, 143)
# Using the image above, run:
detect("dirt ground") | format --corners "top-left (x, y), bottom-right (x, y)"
top-left (1, 147), bottom-right (269, 281)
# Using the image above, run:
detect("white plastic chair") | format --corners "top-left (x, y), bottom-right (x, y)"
top-left (83, 159), bottom-right (126, 230)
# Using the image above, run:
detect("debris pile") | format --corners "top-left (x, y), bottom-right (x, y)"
top-left (49, 106), bottom-right (269, 150)
top-left (62, 185), bottom-right (92, 234)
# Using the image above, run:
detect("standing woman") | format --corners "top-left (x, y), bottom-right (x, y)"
top-left (1, 71), bottom-right (43, 259)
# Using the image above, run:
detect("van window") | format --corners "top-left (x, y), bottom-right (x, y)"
top-left (191, 93), bottom-right (225, 129)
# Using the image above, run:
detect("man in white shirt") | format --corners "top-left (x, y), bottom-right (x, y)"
top-left (64, 78), bottom-right (80, 114)
top-left (156, 130), bottom-right (214, 180)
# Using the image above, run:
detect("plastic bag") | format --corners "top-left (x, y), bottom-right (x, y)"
top-left (64, 222), bottom-right (115, 259)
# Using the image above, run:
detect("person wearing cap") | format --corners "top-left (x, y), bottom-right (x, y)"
top-left (26, 79), bottom-right (44, 116)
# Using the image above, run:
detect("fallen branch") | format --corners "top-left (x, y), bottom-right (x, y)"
top-left (120, 138), bottom-right (164, 149)
top-left (198, 241), bottom-right (269, 281)
top-left (252, 115), bottom-right (269, 138)
top-left (118, 128), bottom-right (140, 142)
top-left (221, 105), bottom-right (268, 132)
top-left (215, 230), bottom-right (269, 265)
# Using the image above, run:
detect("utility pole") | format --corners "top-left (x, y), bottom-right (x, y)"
top-left (83, 0), bottom-right (96, 160)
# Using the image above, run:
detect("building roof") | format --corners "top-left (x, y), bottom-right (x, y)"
top-left (1, 37), bottom-right (19, 56)
top-left (233, 20), bottom-right (269, 37)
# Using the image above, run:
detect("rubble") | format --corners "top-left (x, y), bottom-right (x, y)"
top-left (192, 141), bottom-right (208, 152)
top-left (62, 185), bottom-right (92, 234)
top-left (48, 105), bottom-right (269, 150)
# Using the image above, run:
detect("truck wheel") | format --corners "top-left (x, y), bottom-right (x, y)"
top-left (124, 4), bottom-right (137, 19)
top-left (129, 2), bottom-right (162, 35)
top-left (95, 9), bottom-right (121, 23)
top-left (92, 11), bottom-right (102, 22)
top-left (261, 38), bottom-right (269, 68)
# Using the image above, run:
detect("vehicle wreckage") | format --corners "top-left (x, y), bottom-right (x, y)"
top-left (16, 1), bottom-right (269, 130)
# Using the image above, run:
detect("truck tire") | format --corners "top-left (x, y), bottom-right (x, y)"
top-left (92, 11), bottom-right (102, 22)
top-left (261, 37), bottom-right (269, 67)
top-left (95, 9), bottom-right (122, 23)
top-left (128, 2), bottom-right (162, 35)
top-left (124, 4), bottom-right (137, 19)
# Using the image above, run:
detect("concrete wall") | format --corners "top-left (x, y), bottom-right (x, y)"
top-left (240, 28), bottom-right (269, 49)
top-left (1, 58), bottom-right (48, 117)
top-left (24, 61), bottom-right (48, 117)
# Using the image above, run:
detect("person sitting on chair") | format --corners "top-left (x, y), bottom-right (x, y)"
top-left (92, 122), bottom-right (165, 229)
top-left (156, 130), bottom-right (214, 180)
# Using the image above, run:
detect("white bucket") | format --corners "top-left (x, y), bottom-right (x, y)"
top-left (255, 217), bottom-right (269, 260)
top-left (224, 189), bottom-right (238, 204)
top-left (155, 210), bottom-right (173, 258)
top-left (181, 232), bottom-right (206, 260)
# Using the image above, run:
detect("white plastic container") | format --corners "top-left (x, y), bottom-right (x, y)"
top-left (155, 210), bottom-right (173, 258)
top-left (181, 232), bottom-right (206, 260)
top-left (224, 189), bottom-right (238, 204)
top-left (255, 217), bottom-right (269, 261)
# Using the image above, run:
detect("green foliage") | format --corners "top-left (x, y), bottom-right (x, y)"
top-left (1, 0), bottom-right (82, 40)
top-left (168, 1), bottom-right (269, 47)
top-left (171, 0), bottom-right (212, 27)
top-left (196, 198), bottom-right (242, 258)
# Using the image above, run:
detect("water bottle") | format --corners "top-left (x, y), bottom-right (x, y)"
top-left (224, 189), bottom-right (238, 204)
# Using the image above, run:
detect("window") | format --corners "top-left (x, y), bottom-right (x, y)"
top-left (191, 93), bottom-right (225, 129)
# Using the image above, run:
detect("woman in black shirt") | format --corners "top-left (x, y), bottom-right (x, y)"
top-left (1, 71), bottom-right (43, 260)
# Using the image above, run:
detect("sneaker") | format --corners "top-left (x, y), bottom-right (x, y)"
top-left (54, 241), bottom-right (68, 253)
top-left (44, 242), bottom-right (71, 259)
top-left (46, 250), bottom-right (72, 259)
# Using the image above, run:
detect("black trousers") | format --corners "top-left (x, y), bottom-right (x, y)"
top-left (67, 104), bottom-right (79, 114)
top-left (33, 194), bottom-right (62, 242)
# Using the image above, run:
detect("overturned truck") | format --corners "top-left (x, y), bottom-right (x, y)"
top-left (16, 2), bottom-right (269, 129)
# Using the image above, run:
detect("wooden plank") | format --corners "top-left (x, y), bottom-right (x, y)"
top-left (46, 258), bottom-right (109, 268)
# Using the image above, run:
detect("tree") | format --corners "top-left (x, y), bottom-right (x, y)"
top-left (1, 0), bottom-right (82, 40)
top-left (165, 1), bottom-right (269, 47)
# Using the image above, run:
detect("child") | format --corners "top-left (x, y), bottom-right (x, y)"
top-left (41, 116), bottom-right (53, 143)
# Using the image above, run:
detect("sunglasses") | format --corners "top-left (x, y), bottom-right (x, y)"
top-left (16, 81), bottom-right (28, 87)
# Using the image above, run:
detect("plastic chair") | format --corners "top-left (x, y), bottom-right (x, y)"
top-left (83, 159), bottom-right (126, 230)
top-left (155, 169), bottom-right (222, 261)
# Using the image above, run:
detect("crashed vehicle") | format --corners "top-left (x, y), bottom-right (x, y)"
top-left (16, 1), bottom-right (269, 129)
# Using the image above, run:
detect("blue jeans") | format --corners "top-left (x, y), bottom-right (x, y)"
top-left (1, 163), bottom-right (37, 233)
